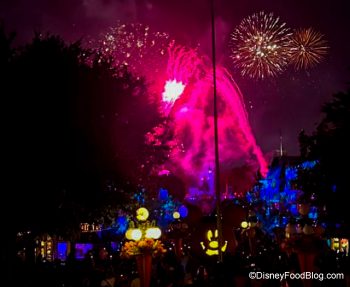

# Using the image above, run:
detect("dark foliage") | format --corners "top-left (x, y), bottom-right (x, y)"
top-left (2, 31), bottom-right (160, 236)
top-left (298, 87), bottom-right (350, 226)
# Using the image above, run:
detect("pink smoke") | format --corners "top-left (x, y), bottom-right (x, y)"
top-left (155, 45), bottom-right (268, 204)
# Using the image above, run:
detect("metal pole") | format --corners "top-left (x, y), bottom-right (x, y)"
top-left (210, 0), bottom-right (223, 263)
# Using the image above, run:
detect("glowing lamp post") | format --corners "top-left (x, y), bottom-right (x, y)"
top-left (168, 207), bottom-right (189, 257)
top-left (125, 228), bottom-right (142, 241)
top-left (125, 207), bottom-right (162, 241)
top-left (123, 207), bottom-right (164, 287)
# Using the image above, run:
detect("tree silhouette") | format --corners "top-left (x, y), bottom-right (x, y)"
top-left (298, 87), bottom-right (350, 226)
top-left (3, 32), bottom-right (161, 237)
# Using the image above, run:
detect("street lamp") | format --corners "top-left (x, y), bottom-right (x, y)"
top-left (167, 208), bottom-right (189, 257)
top-left (125, 207), bottom-right (162, 241)
top-left (122, 207), bottom-right (165, 287)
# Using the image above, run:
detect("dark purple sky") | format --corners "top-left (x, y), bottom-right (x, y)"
top-left (1, 0), bottom-right (350, 156)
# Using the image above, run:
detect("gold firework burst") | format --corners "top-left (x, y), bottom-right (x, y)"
top-left (230, 11), bottom-right (292, 79)
top-left (288, 28), bottom-right (328, 70)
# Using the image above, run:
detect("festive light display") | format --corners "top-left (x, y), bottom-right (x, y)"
top-left (229, 13), bottom-right (329, 78)
top-left (122, 207), bottom-right (165, 259)
top-left (172, 211), bottom-right (180, 219)
top-left (80, 222), bottom-right (102, 232)
top-left (90, 24), bottom-right (268, 213)
top-left (246, 159), bottom-right (319, 234)
top-left (57, 242), bottom-right (70, 261)
top-left (75, 243), bottom-right (93, 260)
top-left (178, 205), bottom-right (189, 218)
top-left (88, 22), bottom-right (171, 78)
top-left (241, 221), bottom-right (249, 229)
top-left (88, 23), bottom-right (269, 212)
top-left (39, 239), bottom-right (53, 261)
top-left (288, 28), bottom-right (328, 70)
top-left (125, 207), bottom-right (161, 241)
top-left (200, 229), bottom-right (228, 256)
top-left (230, 11), bottom-right (292, 79)
top-left (145, 44), bottom-right (267, 212)
top-left (328, 238), bottom-right (349, 255)
top-left (114, 216), bottom-right (129, 234)
top-left (121, 239), bottom-right (166, 258)
top-left (162, 79), bottom-right (186, 112)
top-left (136, 207), bottom-right (150, 221)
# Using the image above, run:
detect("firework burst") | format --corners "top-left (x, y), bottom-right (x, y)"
top-left (230, 11), bottom-right (292, 79)
top-left (288, 28), bottom-right (328, 70)
top-left (87, 22), bottom-right (172, 77)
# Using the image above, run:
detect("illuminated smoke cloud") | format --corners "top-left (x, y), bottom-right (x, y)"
top-left (148, 45), bottom-right (268, 210)
top-left (89, 23), bottom-right (268, 209)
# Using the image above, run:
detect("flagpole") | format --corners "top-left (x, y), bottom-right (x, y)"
top-left (210, 0), bottom-right (223, 263)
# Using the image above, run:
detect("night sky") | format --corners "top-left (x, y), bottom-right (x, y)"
top-left (1, 0), bottom-right (350, 156)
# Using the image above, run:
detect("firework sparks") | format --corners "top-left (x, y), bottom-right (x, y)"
top-left (288, 28), bottom-right (328, 70)
top-left (87, 22), bottom-right (172, 77)
top-left (230, 11), bottom-right (292, 79)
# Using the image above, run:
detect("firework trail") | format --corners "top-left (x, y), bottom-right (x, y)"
top-left (160, 44), bottom-right (205, 114)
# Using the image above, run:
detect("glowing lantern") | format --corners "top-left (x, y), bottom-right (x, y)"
top-left (136, 207), bottom-right (149, 221)
top-left (145, 227), bottom-right (162, 239)
top-left (126, 208), bottom-right (163, 242)
top-left (241, 221), bottom-right (248, 229)
top-left (173, 211), bottom-right (180, 219)
top-left (125, 229), bottom-right (134, 240)
top-left (200, 229), bottom-right (228, 256)
top-left (130, 229), bottom-right (142, 241)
